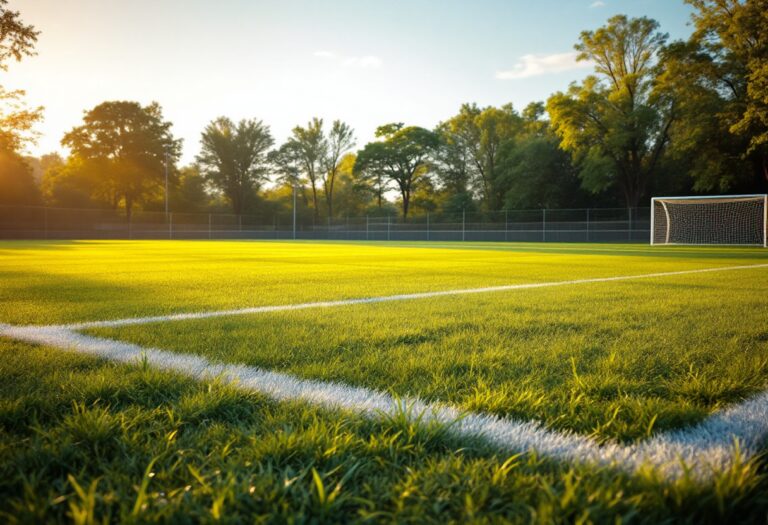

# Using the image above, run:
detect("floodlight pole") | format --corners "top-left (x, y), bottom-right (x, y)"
top-left (164, 148), bottom-right (169, 216)
top-left (292, 184), bottom-right (297, 240)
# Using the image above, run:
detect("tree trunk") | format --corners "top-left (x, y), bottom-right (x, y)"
top-left (325, 178), bottom-right (334, 219)
top-left (230, 188), bottom-right (242, 215)
top-left (310, 181), bottom-right (319, 220)
top-left (401, 188), bottom-right (410, 220)
top-left (125, 193), bottom-right (133, 221)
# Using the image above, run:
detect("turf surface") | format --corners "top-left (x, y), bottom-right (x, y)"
top-left (1, 240), bottom-right (767, 522)
top-left (0, 240), bottom-right (765, 325)
top-left (89, 267), bottom-right (768, 443)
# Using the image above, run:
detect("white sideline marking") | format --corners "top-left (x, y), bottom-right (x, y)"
top-left (2, 262), bottom-right (767, 481)
top-left (56, 263), bottom-right (768, 330)
top-left (2, 323), bottom-right (768, 482)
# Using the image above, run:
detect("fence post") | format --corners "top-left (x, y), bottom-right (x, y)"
top-left (427, 212), bottom-right (430, 241)
top-left (586, 208), bottom-right (590, 242)
top-left (542, 209), bottom-right (546, 242)
top-left (292, 185), bottom-right (297, 241)
top-left (387, 215), bottom-right (391, 241)
top-left (169, 212), bottom-right (173, 240)
top-left (208, 214), bottom-right (212, 240)
top-left (628, 207), bottom-right (632, 241)
top-left (462, 209), bottom-right (466, 242)
top-left (238, 215), bottom-right (242, 232)
top-left (366, 215), bottom-right (369, 241)
top-left (505, 209), bottom-right (508, 242)
top-left (128, 214), bottom-right (132, 240)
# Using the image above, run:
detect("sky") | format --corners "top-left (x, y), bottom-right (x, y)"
top-left (7, 0), bottom-right (695, 165)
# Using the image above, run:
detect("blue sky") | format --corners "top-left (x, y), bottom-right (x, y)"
top-left (9, 0), bottom-right (694, 164)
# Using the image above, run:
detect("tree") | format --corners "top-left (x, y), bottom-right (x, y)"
top-left (0, 0), bottom-right (43, 205)
top-left (197, 117), bottom-right (273, 215)
top-left (322, 120), bottom-right (355, 218)
top-left (354, 123), bottom-right (439, 219)
top-left (498, 102), bottom-right (584, 209)
top-left (438, 103), bottom-right (522, 209)
top-left (432, 120), bottom-right (474, 213)
top-left (62, 101), bottom-right (181, 218)
top-left (547, 15), bottom-right (673, 207)
top-left (326, 153), bottom-right (376, 217)
top-left (685, 0), bottom-right (768, 185)
top-left (275, 118), bottom-right (326, 220)
top-left (0, 0), bottom-right (38, 70)
top-left (40, 155), bottom-right (99, 208)
top-left (656, 40), bottom-right (753, 192)
top-left (0, 149), bottom-right (39, 204)
top-left (168, 165), bottom-right (210, 213)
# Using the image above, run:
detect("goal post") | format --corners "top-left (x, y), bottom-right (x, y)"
top-left (650, 194), bottom-right (767, 247)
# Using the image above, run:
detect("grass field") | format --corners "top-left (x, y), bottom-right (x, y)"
top-left (1, 240), bottom-right (768, 523)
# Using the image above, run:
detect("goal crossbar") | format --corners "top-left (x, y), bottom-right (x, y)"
top-left (650, 194), bottom-right (767, 247)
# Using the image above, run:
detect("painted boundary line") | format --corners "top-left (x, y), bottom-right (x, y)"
top-left (57, 263), bottom-right (768, 330)
top-left (2, 324), bottom-right (768, 482)
top-left (1, 262), bottom-right (767, 482)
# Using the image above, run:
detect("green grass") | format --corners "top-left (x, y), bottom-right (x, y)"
top-left (2, 240), bottom-right (768, 522)
top-left (0, 240), bottom-right (765, 325)
top-left (88, 267), bottom-right (768, 443)
top-left (1, 341), bottom-right (767, 524)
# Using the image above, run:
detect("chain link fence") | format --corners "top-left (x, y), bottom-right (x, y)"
top-left (0, 205), bottom-right (650, 242)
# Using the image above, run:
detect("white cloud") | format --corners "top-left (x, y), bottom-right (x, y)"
top-left (495, 52), bottom-right (592, 80)
top-left (590, 1), bottom-right (606, 7)
top-left (312, 51), bottom-right (382, 69)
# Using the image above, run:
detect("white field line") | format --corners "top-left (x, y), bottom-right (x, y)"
top-left (2, 262), bottom-right (767, 482)
top-left (55, 263), bottom-right (768, 330)
top-left (2, 323), bottom-right (768, 482)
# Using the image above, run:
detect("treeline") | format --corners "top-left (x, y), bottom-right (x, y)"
top-left (2, 1), bottom-right (767, 220)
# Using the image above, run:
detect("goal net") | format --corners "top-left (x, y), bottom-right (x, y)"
top-left (651, 195), bottom-right (767, 246)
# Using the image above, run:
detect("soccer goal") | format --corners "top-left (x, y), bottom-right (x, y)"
top-left (651, 194), bottom-right (767, 246)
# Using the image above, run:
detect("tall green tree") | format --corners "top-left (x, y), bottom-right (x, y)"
top-left (274, 118), bottom-right (326, 220)
top-left (438, 104), bottom-right (522, 209)
top-left (548, 16), bottom-right (673, 207)
top-left (354, 123), bottom-right (438, 219)
top-left (62, 101), bottom-right (181, 218)
top-left (498, 102), bottom-right (584, 209)
top-left (197, 117), bottom-right (273, 215)
top-left (322, 120), bottom-right (355, 219)
top-left (432, 119), bottom-right (474, 214)
top-left (168, 165), bottom-right (211, 213)
top-left (685, 0), bottom-right (768, 186)
top-left (326, 153), bottom-right (376, 218)
top-left (656, 40), bottom-right (752, 192)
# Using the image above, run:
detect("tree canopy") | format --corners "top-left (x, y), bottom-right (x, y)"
top-left (11, 1), bottom-right (768, 219)
top-left (354, 124), bottom-right (439, 219)
top-left (548, 15), bottom-right (673, 207)
top-left (197, 117), bottom-right (273, 215)
top-left (62, 101), bottom-right (181, 217)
